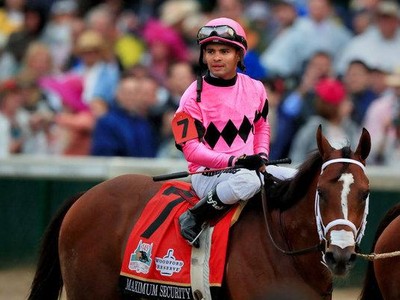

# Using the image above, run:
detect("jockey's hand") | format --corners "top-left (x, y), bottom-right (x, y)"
top-left (235, 154), bottom-right (266, 171)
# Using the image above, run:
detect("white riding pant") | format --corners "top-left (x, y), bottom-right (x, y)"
top-left (191, 165), bottom-right (297, 205)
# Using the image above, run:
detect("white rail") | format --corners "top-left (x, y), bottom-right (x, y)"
top-left (0, 155), bottom-right (397, 191)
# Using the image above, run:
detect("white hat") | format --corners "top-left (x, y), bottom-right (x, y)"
top-left (160, 0), bottom-right (200, 26)
top-left (376, 1), bottom-right (400, 18)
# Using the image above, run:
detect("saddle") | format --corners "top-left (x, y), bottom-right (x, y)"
top-left (119, 181), bottom-right (243, 300)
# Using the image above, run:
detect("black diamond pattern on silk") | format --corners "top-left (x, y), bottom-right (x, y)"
top-left (238, 117), bottom-right (252, 142)
top-left (220, 120), bottom-right (238, 146)
top-left (204, 122), bottom-right (220, 149)
top-left (254, 101), bottom-right (269, 123)
top-left (204, 116), bottom-right (254, 149)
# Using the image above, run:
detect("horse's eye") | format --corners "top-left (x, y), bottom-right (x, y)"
top-left (317, 188), bottom-right (325, 200)
top-left (361, 191), bottom-right (370, 202)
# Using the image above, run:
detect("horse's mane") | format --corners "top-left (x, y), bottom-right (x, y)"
top-left (266, 146), bottom-right (353, 210)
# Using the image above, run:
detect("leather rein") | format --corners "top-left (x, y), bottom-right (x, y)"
top-left (260, 180), bottom-right (324, 256)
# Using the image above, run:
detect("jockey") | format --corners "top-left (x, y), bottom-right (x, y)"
top-left (172, 17), bottom-right (296, 248)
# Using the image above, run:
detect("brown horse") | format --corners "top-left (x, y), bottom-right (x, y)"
top-left (28, 126), bottom-right (371, 300)
top-left (359, 203), bottom-right (400, 300)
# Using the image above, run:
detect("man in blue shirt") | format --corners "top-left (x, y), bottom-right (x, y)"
top-left (91, 76), bottom-right (158, 157)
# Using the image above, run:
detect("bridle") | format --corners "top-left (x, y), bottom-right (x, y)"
top-left (316, 158), bottom-right (369, 248)
top-left (261, 157), bottom-right (369, 257)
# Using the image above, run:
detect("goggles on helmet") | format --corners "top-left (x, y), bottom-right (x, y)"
top-left (197, 25), bottom-right (247, 49)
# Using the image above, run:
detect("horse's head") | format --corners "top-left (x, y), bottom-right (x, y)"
top-left (315, 125), bottom-right (371, 276)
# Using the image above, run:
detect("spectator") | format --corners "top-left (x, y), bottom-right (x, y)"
top-left (211, 0), bottom-right (245, 21)
top-left (0, 78), bottom-right (29, 156)
top-left (270, 51), bottom-right (334, 160)
top-left (41, 0), bottom-right (79, 73)
top-left (127, 0), bottom-right (163, 26)
top-left (40, 73), bottom-right (93, 156)
top-left (70, 29), bottom-right (120, 117)
top-left (61, 16), bottom-right (86, 71)
top-left (350, 7), bottom-right (373, 35)
top-left (153, 61), bottom-right (196, 159)
top-left (18, 75), bottom-right (56, 155)
top-left (342, 59), bottom-right (378, 125)
top-left (17, 41), bottom-right (56, 90)
top-left (336, 1), bottom-right (400, 75)
top-left (4, 41), bottom-right (59, 155)
top-left (158, 0), bottom-right (203, 65)
top-left (158, 0), bottom-right (201, 38)
top-left (302, 0), bottom-right (352, 62)
top-left (363, 68), bottom-right (400, 165)
top-left (2, 3), bottom-right (47, 71)
top-left (369, 65), bottom-right (392, 98)
top-left (260, 0), bottom-right (301, 78)
top-left (114, 10), bottom-right (147, 71)
top-left (0, 0), bottom-right (26, 47)
top-left (91, 76), bottom-right (158, 157)
top-left (277, 0), bottom-right (352, 78)
top-left (262, 77), bottom-right (286, 155)
top-left (350, 0), bottom-right (381, 13)
top-left (141, 18), bottom-right (190, 85)
top-left (289, 78), bottom-right (361, 165)
top-left (244, 1), bottom-right (272, 53)
top-left (85, 4), bottom-right (120, 65)
top-left (151, 61), bottom-right (196, 126)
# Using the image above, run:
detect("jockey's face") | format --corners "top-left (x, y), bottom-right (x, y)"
top-left (203, 43), bottom-right (240, 80)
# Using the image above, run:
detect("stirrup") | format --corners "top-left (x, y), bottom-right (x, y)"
top-left (188, 223), bottom-right (207, 248)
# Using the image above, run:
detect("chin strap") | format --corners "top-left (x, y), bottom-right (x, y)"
top-left (196, 74), bottom-right (203, 102)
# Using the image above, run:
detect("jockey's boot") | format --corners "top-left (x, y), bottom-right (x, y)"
top-left (179, 188), bottom-right (230, 248)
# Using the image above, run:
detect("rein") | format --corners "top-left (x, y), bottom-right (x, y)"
top-left (260, 174), bottom-right (331, 299)
top-left (261, 185), bottom-right (324, 256)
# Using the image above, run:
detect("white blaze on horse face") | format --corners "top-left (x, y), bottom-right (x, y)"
top-left (338, 173), bottom-right (354, 219)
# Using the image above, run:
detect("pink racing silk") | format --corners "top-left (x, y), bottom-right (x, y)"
top-left (176, 73), bottom-right (270, 172)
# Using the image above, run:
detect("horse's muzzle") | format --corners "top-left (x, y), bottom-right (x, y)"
top-left (324, 245), bottom-right (357, 276)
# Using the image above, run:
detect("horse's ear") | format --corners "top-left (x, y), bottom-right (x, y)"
top-left (354, 128), bottom-right (371, 162)
top-left (316, 125), bottom-right (334, 159)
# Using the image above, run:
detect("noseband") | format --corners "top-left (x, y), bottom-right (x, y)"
top-left (315, 158), bottom-right (369, 247)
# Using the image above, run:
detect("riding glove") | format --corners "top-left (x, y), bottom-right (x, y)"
top-left (235, 154), bottom-right (265, 170)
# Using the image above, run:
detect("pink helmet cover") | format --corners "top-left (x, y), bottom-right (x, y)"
top-left (198, 17), bottom-right (247, 54)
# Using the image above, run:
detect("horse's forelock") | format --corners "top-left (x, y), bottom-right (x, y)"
top-left (341, 146), bottom-right (352, 158)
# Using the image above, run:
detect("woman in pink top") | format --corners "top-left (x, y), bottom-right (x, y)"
top-left (172, 17), bottom-right (295, 248)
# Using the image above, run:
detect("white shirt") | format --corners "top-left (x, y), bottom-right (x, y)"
top-left (336, 26), bottom-right (400, 75)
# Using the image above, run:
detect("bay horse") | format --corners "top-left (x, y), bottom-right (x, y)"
top-left (28, 125), bottom-right (371, 300)
top-left (359, 203), bottom-right (400, 300)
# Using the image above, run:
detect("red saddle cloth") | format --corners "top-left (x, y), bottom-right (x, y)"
top-left (119, 181), bottom-right (239, 300)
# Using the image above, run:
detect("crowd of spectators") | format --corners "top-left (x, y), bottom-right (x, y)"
top-left (0, 0), bottom-right (399, 167)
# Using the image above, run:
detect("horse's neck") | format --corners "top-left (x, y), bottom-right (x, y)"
top-left (275, 182), bottom-right (333, 297)
top-left (225, 198), bottom-right (332, 299)
top-left (282, 190), bottom-right (318, 238)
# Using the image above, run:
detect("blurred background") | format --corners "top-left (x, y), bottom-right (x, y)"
top-left (1, 0), bottom-right (400, 299)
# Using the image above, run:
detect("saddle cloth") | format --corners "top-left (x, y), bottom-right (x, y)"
top-left (119, 181), bottom-right (241, 300)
